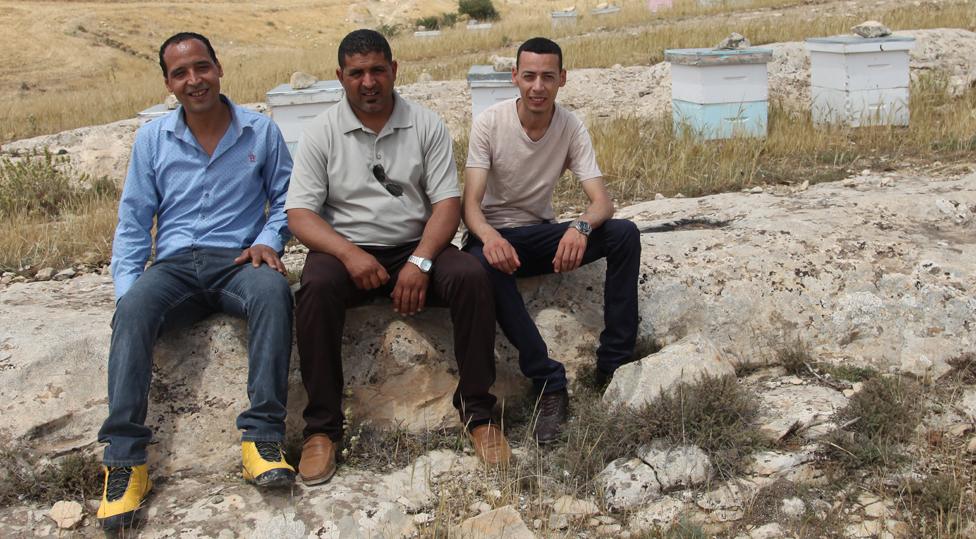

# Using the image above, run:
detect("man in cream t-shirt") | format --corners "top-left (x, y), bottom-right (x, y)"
top-left (462, 37), bottom-right (641, 445)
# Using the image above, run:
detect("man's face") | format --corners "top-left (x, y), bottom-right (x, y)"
top-left (163, 38), bottom-right (223, 115)
top-left (337, 51), bottom-right (398, 119)
top-left (512, 51), bottom-right (566, 114)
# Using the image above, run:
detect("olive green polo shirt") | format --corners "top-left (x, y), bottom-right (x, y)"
top-left (285, 92), bottom-right (460, 247)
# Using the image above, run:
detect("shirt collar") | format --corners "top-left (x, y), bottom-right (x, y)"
top-left (162, 95), bottom-right (252, 142)
top-left (337, 91), bottom-right (413, 134)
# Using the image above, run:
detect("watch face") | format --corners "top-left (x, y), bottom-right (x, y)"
top-left (419, 259), bottom-right (432, 272)
top-left (575, 220), bottom-right (591, 235)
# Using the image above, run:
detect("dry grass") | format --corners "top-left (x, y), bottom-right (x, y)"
top-left (0, 447), bottom-right (102, 507)
top-left (0, 153), bottom-right (118, 272)
top-left (3, 0), bottom-right (972, 143)
top-left (557, 73), bottom-right (976, 208)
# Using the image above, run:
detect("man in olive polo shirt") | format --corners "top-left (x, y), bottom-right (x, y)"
top-left (285, 29), bottom-right (510, 484)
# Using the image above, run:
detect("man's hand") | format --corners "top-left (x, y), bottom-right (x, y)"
top-left (553, 227), bottom-right (587, 273)
top-left (483, 236), bottom-right (521, 275)
top-left (391, 262), bottom-right (429, 315)
top-left (342, 249), bottom-right (390, 290)
top-left (235, 244), bottom-right (286, 274)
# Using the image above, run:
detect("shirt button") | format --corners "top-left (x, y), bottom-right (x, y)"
top-left (376, 154), bottom-right (382, 159)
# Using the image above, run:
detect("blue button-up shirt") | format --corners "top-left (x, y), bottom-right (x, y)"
top-left (111, 96), bottom-right (292, 300)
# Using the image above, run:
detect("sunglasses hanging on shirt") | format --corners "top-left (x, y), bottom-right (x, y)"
top-left (372, 164), bottom-right (403, 197)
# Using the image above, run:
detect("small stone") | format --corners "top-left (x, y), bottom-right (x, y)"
top-left (842, 178), bottom-right (856, 187)
top-left (290, 71), bottom-right (317, 90)
top-left (595, 516), bottom-right (616, 524)
top-left (414, 513), bottom-right (434, 525)
top-left (490, 55), bottom-right (516, 72)
top-left (674, 193), bottom-right (686, 198)
top-left (715, 32), bottom-right (751, 50)
top-left (165, 94), bottom-right (180, 109)
top-left (596, 524), bottom-right (623, 536)
top-left (550, 513), bottom-right (570, 529)
top-left (852, 20), bottom-right (892, 38)
top-left (48, 500), bottom-right (84, 529)
top-left (966, 436), bottom-right (976, 453)
top-left (797, 180), bottom-right (810, 191)
top-left (468, 501), bottom-right (492, 514)
top-left (533, 518), bottom-right (542, 529)
top-left (53, 268), bottom-right (76, 281)
top-left (587, 517), bottom-right (600, 527)
top-left (486, 489), bottom-right (502, 500)
top-left (948, 423), bottom-right (973, 437)
top-left (35, 267), bottom-right (55, 281)
top-left (843, 389), bottom-right (856, 398)
top-left (458, 506), bottom-right (534, 539)
top-left (781, 497), bottom-right (805, 517)
top-left (654, 193), bottom-right (666, 200)
top-left (880, 177), bottom-right (893, 187)
top-left (552, 495), bottom-right (599, 516)
top-left (612, 63), bottom-right (623, 69)
top-left (211, 495), bottom-right (223, 504)
top-left (749, 186), bottom-right (764, 194)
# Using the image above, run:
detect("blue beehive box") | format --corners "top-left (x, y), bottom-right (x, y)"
top-left (665, 47), bottom-right (773, 139)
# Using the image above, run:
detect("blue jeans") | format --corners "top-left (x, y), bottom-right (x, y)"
top-left (98, 248), bottom-right (293, 466)
top-left (464, 219), bottom-right (640, 395)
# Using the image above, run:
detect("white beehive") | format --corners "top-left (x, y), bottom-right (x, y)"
top-left (266, 80), bottom-right (344, 153)
top-left (666, 47), bottom-right (773, 139)
top-left (647, 0), bottom-right (673, 11)
top-left (467, 65), bottom-right (519, 119)
top-left (137, 104), bottom-right (171, 124)
top-left (467, 21), bottom-right (493, 31)
top-left (551, 10), bottom-right (578, 27)
top-left (806, 35), bottom-right (915, 127)
top-left (591, 5), bottom-right (621, 16)
top-left (413, 30), bottom-right (441, 38)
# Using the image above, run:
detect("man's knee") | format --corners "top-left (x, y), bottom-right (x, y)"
top-left (246, 268), bottom-right (293, 313)
top-left (440, 252), bottom-right (492, 297)
top-left (296, 256), bottom-right (351, 305)
top-left (603, 219), bottom-right (640, 251)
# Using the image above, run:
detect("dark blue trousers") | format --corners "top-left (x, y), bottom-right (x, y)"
top-left (464, 219), bottom-right (640, 395)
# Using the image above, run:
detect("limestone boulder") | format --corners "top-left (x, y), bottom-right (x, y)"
top-left (638, 443), bottom-right (713, 492)
top-left (755, 383), bottom-right (848, 441)
top-left (456, 506), bottom-right (535, 539)
top-left (603, 334), bottom-right (736, 409)
top-left (595, 457), bottom-right (661, 511)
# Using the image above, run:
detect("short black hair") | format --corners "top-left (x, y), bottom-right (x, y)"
top-left (159, 32), bottom-right (219, 78)
top-left (516, 37), bottom-right (563, 71)
top-left (337, 29), bottom-right (393, 68)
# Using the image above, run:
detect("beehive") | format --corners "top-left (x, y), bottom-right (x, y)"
top-left (806, 35), bottom-right (915, 126)
top-left (467, 65), bottom-right (519, 119)
top-left (266, 80), bottom-right (344, 153)
top-left (666, 47), bottom-right (773, 139)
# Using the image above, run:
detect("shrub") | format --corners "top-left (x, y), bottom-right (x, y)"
top-left (823, 375), bottom-right (921, 470)
top-left (376, 23), bottom-right (402, 38)
top-left (0, 151), bottom-right (116, 220)
top-left (415, 15), bottom-right (440, 30)
top-left (0, 448), bottom-right (102, 506)
top-left (458, 0), bottom-right (499, 22)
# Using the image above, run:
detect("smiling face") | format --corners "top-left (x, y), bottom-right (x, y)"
top-left (512, 51), bottom-right (566, 116)
top-left (337, 51), bottom-right (398, 123)
top-left (162, 38), bottom-right (223, 116)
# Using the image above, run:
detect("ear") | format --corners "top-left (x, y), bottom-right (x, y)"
top-left (335, 66), bottom-right (343, 81)
top-left (559, 69), bottom-right (567, 87)
top-left (164, 76), bottom-right (175, 94)
top-left (390, 60), bottom-right (398, 80)
top-left (511, 66), bottom-right (518, 84)
top-left (216, 61), bottom-right (223, 78)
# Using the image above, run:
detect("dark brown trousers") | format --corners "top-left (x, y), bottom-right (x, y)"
top-left (295, 243), bottom-right (497, 441)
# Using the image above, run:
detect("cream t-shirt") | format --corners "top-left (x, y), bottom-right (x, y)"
top-left (465, 99), bottom-right (602, 229)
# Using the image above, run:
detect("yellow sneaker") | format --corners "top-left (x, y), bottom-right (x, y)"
top-left (242, 441), bottom-right (295, 488)
top-left (96, 464), bottom-right (151, 531)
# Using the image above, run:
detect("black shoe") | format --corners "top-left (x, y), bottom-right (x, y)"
top-left (593, 368), bottom-right (613, 389)
top-left (533, 388), bottom-right (569, 445)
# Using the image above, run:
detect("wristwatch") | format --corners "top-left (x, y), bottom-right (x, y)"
top-left (572, 219), bottom-right (592, 237)
top-left (408, 255), bottom-right (433, 273)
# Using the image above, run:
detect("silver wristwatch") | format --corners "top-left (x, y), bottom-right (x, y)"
top-left (408, 255), bottom-right (433, 273)
top-left (572, 219), bottom-right (592, 237)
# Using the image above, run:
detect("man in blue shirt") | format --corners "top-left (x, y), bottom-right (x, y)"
top-left (96, 32), bottom-right (295, 531)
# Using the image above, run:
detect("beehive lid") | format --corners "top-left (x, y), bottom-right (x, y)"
top-left (137, 103), bottom-right (172, 118)
top-left (665, 48), bottom-right (773, 66)
top-left (467, 65), bottom-right (514, 86)
top-left (266, 80), bottom-right (344, 107)
top-left (806, 35), bottom-right (915, 53)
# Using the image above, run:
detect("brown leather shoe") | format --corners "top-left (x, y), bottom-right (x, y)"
top-left (469, 424), bottom-right (512, 467)
top-left (298, 434), bottom-right (338, 485)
